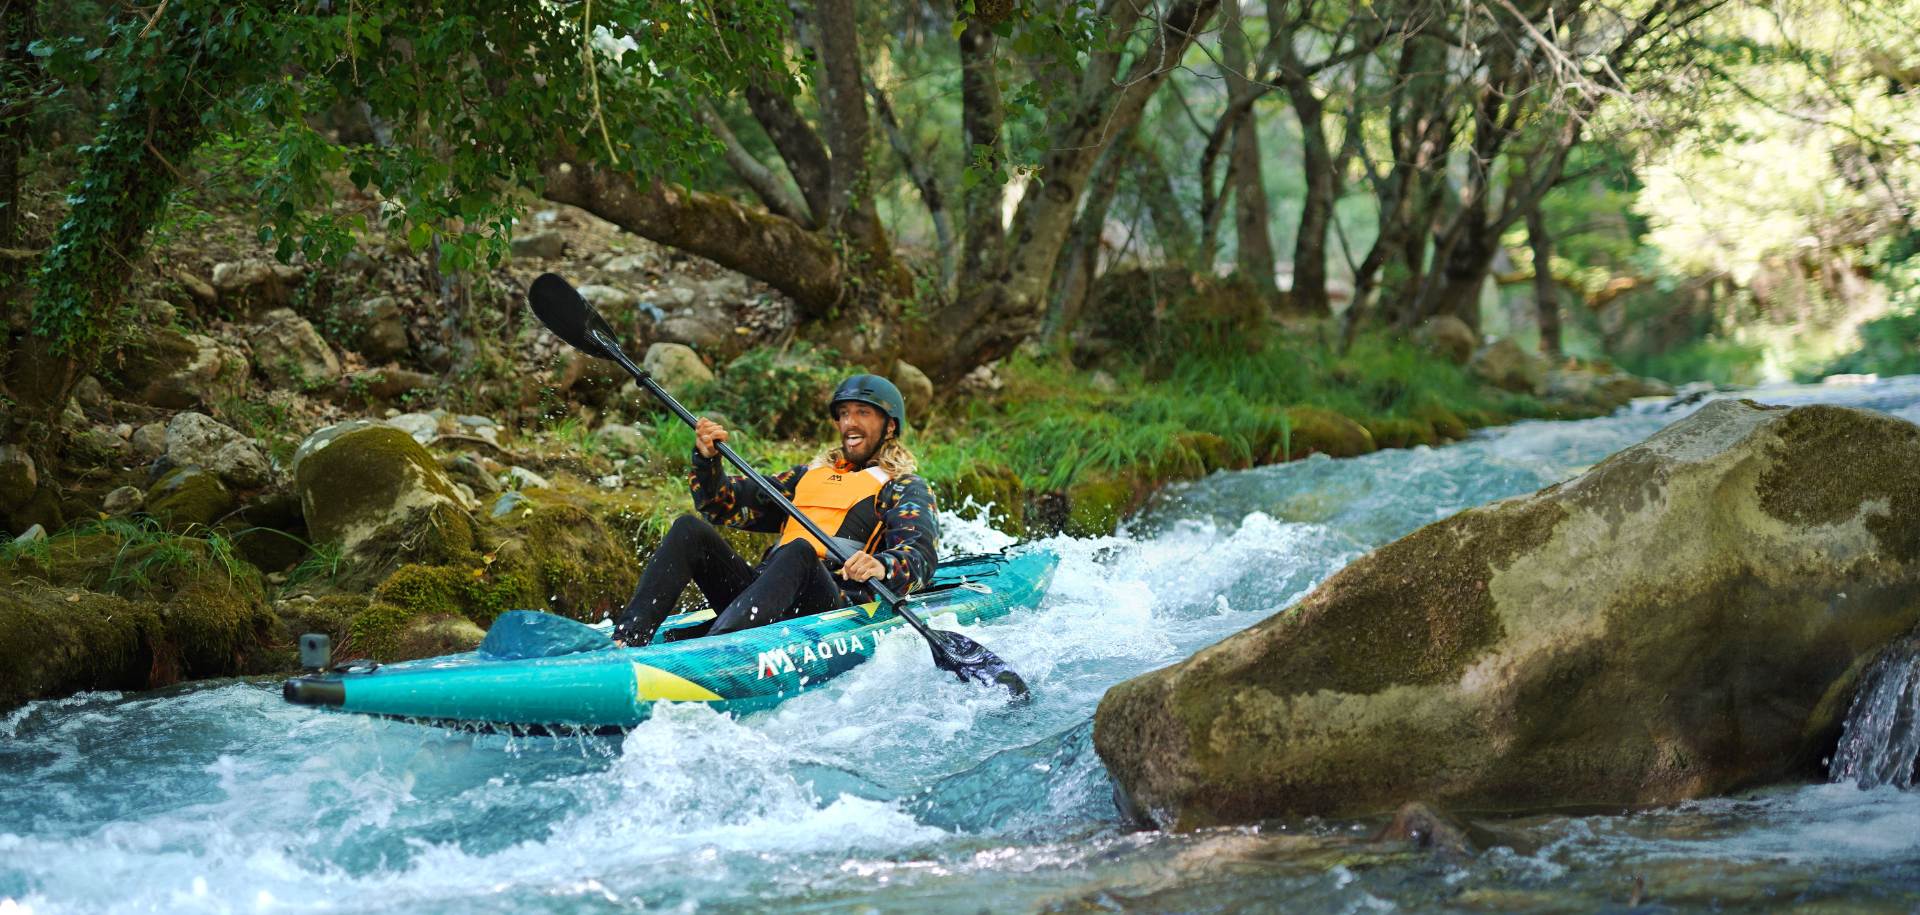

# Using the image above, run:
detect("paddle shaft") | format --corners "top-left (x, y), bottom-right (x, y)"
top-left (590, 331), bottom-right (951, 647)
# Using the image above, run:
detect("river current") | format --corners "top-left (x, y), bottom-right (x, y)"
top-left (8, 377), bottom-right (1920, 913)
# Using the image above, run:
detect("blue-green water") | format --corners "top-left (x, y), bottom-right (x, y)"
top-left (7, 378), bottom-right (1920, 913)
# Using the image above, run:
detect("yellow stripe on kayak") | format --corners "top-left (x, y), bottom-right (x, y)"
top-left (632, 663), bottom-right (723, 702)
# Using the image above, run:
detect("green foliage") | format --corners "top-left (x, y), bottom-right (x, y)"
top-left (1808, 251), bottom-right (1920, 379)
top-left (29, 0), bottom-right (791, 355)
top-left (694, 342), bottom-right (843, 441)
top-left (1618, 337), bottom-right (1769, 387)
top-left (215, 395), bottom-right (301, 466)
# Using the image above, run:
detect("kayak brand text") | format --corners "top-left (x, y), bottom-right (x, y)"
top-left (758, 634), bottom-right (869, 679)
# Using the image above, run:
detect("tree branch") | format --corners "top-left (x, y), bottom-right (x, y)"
top-left (699, 105), bottom-right (814, 228)
top-left (541, 157), bottom-right (845, 318)
top-left (745, 79), bottom-right (834, 225)
top-left (869, 79), bottom-right (955, 289)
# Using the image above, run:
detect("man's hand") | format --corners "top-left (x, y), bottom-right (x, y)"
top-left (694, 417), bottom-right (729, 458)
top-left (838, 550), bottom-right (884, 583)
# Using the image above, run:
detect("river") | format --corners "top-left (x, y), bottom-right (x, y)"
top-left (7, 377), bottom-right (1920, 913)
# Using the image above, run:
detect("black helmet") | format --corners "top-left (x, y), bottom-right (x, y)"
top-left (829, 374), bottom-right (907, 437)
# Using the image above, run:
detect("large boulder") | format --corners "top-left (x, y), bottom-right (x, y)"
top-left (292, 421), bottom-right (476, 579)
top-left (0, 445), bottom-right (37, 515)
top-left (251, 308), bottom-right (342, 390)
top-left (111, 328), bottom-right (249, 409)
top-left (510, 229), bottom-right (566, 261)
top-left (1094, 400), bottom-right (1920, 829)
top-left (893, 360), bottom-right (935, 422)
top-left (1471, 337), bottom-right (1549, 396)
top-left (642, 342), bottom-right (714, 390)
top-left (165, 412), bottom-right (272, 489)
top-left (212, 260), bottom-right (303, 316)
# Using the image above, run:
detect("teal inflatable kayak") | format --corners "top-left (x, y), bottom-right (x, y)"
top-left (283, 548), bottom-right (1057, 731)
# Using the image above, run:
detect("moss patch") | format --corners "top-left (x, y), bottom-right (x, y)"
top-left (1065, 471), bottom-right (1138, 537)
top-left (0, 521), bottom-right (277, 710)
top-left (1364, 417), bottom-right (1440, 450)
top-left (1757, 405), bottom-right (1920, 563)
top-left (1214, 499), bottom-right (1568, 699)
top-left (1278, 407), bottom-right (1376, 461)
top-left (146, 467), bottom-right (236, 531)
top-left (1411, 404), bottom-right (1469, 441)
top-left (940, 464), bottom-right (1027, 537)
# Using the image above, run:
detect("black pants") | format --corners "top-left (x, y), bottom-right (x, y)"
top-left (614, 514), bottom-right (847, 645)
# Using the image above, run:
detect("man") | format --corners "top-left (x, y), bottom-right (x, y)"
top-left (612, 374), bottom-right (941, 646)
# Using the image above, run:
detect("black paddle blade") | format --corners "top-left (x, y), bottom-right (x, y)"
top-left (929, 630), bottom-right (1029, 700)
top-left (529, 273), bottom-right (622, 360)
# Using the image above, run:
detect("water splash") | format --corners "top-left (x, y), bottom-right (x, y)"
top-left (1831, 635), bottom-right (1920, 789)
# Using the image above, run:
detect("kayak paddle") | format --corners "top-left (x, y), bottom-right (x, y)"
top-left (527, 272), bottom-right (1029, 699)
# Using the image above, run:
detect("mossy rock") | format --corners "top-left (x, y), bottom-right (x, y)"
top-left (1095, 400), bottom-right (1920, 828)
top-left (3, 483), bottom-right (64, 536)
top-left (1271, 407), bottom-right (1375, 461)
top-left (0, 526), bottom-right (278, 711)
top-left (1154, 431), bottom-right (1245, 482)
top-left (146, 466), bottom-right (237, 531)
top-left (491, 485), bottom-right (641, 623)
top-left (271, 593), bottom-right (366, 666)
top-left (293, 421), bottom-right (476, 582)
top-left (1363, 417), bottom-right (1440, 450)
top-left (942, 464), bottom-right (1026, 537)
top-left (343, 480), bottom-right (643, 661)
top-left (1410, 404), bottom-right (1469, 441)
top-left (1064, 471), bottom-right (1139, 538)
top-left (394, 614), bottom-right (487, 659)
top-left (0, 583), bottom-right (158, 711)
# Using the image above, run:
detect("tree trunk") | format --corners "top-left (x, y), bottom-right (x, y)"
top-left (908, 0), bottom-right (1221, 380)
top-left (0, 0), bottom-right (40, 252)
top-left (1528, 205), bottom-right (1562, 358)
top-left (1047, 142), bottom-right (1129, 346)
top-left (1216, 0), bottom-right (1273, 293)
top-left (9, 11), bottom-right (252, 479)
top-left (1229, 112), bottom-right (1276, 298)
top-left (1285, 82), bottom-right (1334, 317)
top-left (957, 18), bottom-right (1007, 290)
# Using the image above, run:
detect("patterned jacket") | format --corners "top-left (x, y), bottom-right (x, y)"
top-left (688, 451), bottom-right (941, 600)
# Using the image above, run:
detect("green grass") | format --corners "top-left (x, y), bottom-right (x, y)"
top-left (1, 516), bottom-right (252, 599)
top-left (919, 329), bottom-right (1535, 491)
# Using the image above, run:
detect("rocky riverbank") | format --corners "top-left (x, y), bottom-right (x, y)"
top-left (1, 203), bottom-right (1674, 713)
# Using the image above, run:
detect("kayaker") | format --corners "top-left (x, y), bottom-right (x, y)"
top-left (611, 374), bottom-right (941, 646)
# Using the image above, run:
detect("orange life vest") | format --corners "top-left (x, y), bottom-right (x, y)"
top-left (778, 462), bottom-right (893, 558)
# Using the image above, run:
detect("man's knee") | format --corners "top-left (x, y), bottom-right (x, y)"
top-left (664, 513), bottom-right (716, 542)
top-left (768, 539), bottom-right (818, 567)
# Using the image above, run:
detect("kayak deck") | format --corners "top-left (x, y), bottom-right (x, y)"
top-left (283, 548), bottom-right (1057, 731)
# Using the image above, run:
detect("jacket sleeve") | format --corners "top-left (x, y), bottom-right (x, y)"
top-left (688, 451), bottom-right (806, 533)
top-left (871, 475), bottom-right (941, 594)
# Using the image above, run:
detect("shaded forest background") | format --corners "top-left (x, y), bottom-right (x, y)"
top-left (3, 0), bottom-right (1918, 449)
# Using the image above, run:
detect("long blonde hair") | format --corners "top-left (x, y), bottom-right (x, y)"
top-left (815, 438), bottom-right (919, 477)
